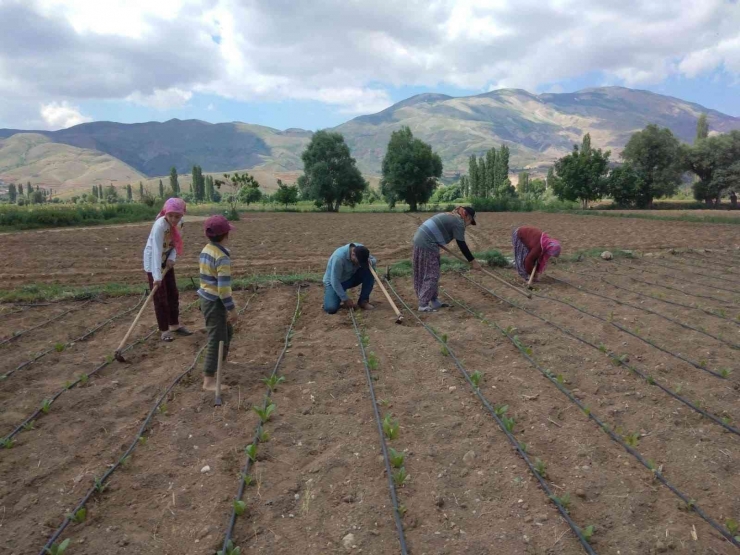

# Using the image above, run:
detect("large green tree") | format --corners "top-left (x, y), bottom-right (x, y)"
top-left (169, 167), bottom-right (180, 196)
top-left (8, 183), bottom-right (17, 203)
top-left (493, 145), bottom-right (510, 195)
top-left (616, 124), bottom-right (683, 208)
top-left (297, 130), bottom-right (366, 212)
top-left (696, 113), bottom-right (709, 142)
top-left (158, 179), bottom-right (164, 199)
top-left (380, 126), bottom-right (442, 212)
top-left (685, 130), bottom-right (740, 207)
top-left (552, 134), bottom-right (610, 208)
top-left (468, 155), bottom-right (479, 197)
top-left (274, 180), bottom-right (299, 207)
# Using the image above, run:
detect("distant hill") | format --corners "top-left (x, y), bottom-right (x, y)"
top-left (0, 133), bottom-right (145, 191)
top-left (2, 87), bottom-right (739, 193)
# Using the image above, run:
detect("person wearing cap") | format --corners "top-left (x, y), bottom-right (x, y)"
top-left (512, 226), bottom-right (562, 282)
top-left (143, 197), bottom-right (193, 342)
top-left (323, 243), bottom-right (377, 314)
top-left (198, 215), bottom-right (237, 391)
top-left (413, 206), bottom-right (481, 312)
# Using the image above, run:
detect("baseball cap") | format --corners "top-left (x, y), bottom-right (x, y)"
top-left (462, 206), bottom-right (476, 225)
top-left (204, 215), bottom-right (236, 238)
top-left (354, 245), bottom-right (370, 268)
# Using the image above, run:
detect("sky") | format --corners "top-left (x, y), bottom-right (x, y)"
top-left (1, 0), bottom-right (739, 131)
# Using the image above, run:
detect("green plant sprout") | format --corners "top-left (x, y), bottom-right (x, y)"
top-left (699, 359), bottom-right (708, 368)
top-left (582, 525), bottom-right (595, 542)
top-left (44, 539), bottom-right (70, 555)
top-left (726, 518), bottom-right (738, 537)
top-left (54, 342), bottom-right (65, 352)
top-left (23, 420), bottom-right (35, 431)
top-left (470, 371), bottom-right (483, 388)
top-left (556, 374), bottom-right (565, 385)
top-left (66, 507), bottom-right (87, 524)
top-left (1, 438), bottom-right (15, 449)
top-left (137, 435), bottom-right (147, 445)
top-left (105, 354), bottom-right (114, 364)
top-left (722, 416), bottom-right (732, 426)
top-left (63, 380), bottom-right (73, 389)
top-left (253, 403), bottom-right (276, 423)
top-left (624, 432), bottom-right (640, 448)
top-left (158, 403), bottom-right (168, 415)
top-left (534, 459), bottom-right (547, 478)
top-left (388, 448), bottom-right (405, 468)
top-left (233, 500), bottom-right (247, 516)
top-left (518, 442), bottom-right (528, 453)
top-left (367, 352), bottom-right (379, 370)
top-left (261, 375), bottom-right (285, 391)
top-left (241, 474), bottom-right (253, 486)
top-left (598, 343), bottom-right (607, 353)
top-left (646, 375), bottom-right (656, 385)
top-left (94, 477), bottom-right (108, 493)
top-left (550, 493), bottom-right (571, 510)
top-left (440, 345), bottom-right (450, 357)
top-left (120, 455), bottom-right (131, 466)
top-left (41, 399), bottom-right (52, 414)
top-left (78, 373), bottom-right (89, 385)
top-left (646, 460), bottom-right (657, 471)
top-left (218, 540), bottom-right (241, 555)
top-left (245, 444), bottom-right (258, 462)
top-left (393, 467), bottom-right (408, 486)
top-left (720, 368), bottom-right (732, 378)
top-left (494, 404), bottom-right (509, 417)
top-left (398, 504), bottom-right (407, 516)
top-left (382, 414), bottom-right (399, 440)
top-left (502, 416), bottom-right (515, 433)
top-left (259, 429), bottom-right (270, 443)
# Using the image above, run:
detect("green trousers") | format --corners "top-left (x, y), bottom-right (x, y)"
top-left (200, 297), bottom-right (234, 377)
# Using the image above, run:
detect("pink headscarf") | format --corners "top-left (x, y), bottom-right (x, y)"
top-left (537, 232), bottom-right (561, 275)
top-left (156, 198), bottom-right (187, 255)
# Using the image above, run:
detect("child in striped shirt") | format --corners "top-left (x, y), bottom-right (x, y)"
top-left (198, 215), bottom-right (237, 391)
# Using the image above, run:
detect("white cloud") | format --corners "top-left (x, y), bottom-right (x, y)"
top-left (2, 0), bottom-right (740, 128)
top-left (126, 88), bottom-right (193, 110)
top-left (39, 101), bottom-right (92, 129)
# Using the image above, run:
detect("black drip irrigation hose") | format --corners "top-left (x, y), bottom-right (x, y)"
top-left (37, 296), bottom-right (255, 555)
top-left (1, 293), bottom-right (147, 381)
top-left (349, 309), bottom-right (409, 555)
top-left (440, 286), bottom-right (740, 549)
top-left (532, 283), bottom-right (728, 380)
top-left (549, 275), bottom-right (740, 351)
top-left (450, 276), bottom-right (740, 437)
top-left (0, 300), bottom-right (93, 347)
top-left (1, 299), bottom-right (201, 446)
top-left (219, 289), bottom-right (301, 554)
top-left (647, 259), bottom-right (740, 290)
top-left (667, 253), bottom-right (740, 273)
top-left (622, 264), bottom-right (740, 297)
top-left (384, 279), bottom-right (598, 555)
top-left (682, 252), bottom-right (739, 271)
top-left (559, 267), bottom-right (740, 326)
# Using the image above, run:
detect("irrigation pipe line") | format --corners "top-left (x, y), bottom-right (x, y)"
top-left (532, 284), bottom-right (729, 380)
top-left (349, 309), bottom-right (409, 555)
top-left (1, 293), bottom-right (147, 382)
top-left (0, 300), bottom-right (93, 347)
top-left (549, 275), bottom-right (740, 351)
top-left (682, 252), bottom-right (740, 271)
top-left (441, 287), bottom-right (740, 549)
top-left (647, 259), bottom-right (740, 290)
top-left (621, 264), bottom-right (740, 297)
top-left (609, 266), bottom-right (739, 306)
top-left (449, 275), bottom-right (740, 437)
top-left (384, 279), bottom-right (597, 555)
top-left (37, 296), bottom-right (255, 555)
top-left (667, 253), bottom-right (740, 273)
top-left (558, 267), bottom-right (740, 326)
top-left (2, 299), bottom-right (200, 446)
top-left (219, 289), bottom-right (300, 554)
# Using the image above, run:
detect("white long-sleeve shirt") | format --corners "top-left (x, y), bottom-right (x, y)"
top-left (143, 217), bottom-right (179, 281)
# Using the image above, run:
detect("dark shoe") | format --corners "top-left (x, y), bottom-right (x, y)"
top-left (173, 327), bottom-right (193, 336)
top-left (358, 301), bottom-right (375, 310)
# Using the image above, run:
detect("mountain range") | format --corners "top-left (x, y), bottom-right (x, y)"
top-left (1, 86), bottom-right (739, 195)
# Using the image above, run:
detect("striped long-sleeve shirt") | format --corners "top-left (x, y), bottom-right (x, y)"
top-left (197, 242), bottom-right (235, 311)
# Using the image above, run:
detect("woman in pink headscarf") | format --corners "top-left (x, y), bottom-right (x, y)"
top-left (511, 226), bottom-right (562, 282)
top-left (142, 198), bottom-right (192, 341)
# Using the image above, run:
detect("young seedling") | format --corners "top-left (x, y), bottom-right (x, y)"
top-left (502, 416), bottom-right (515, 433)
top-left (382, 414), bottom-right (399, 440)
top-left (699, 359), bottom-right (708, 368)
top-left (624, 432), bottom-right (640, 448)
top-left (470, 371), bottom-right (483, 389)
top-left (720, 368), bottom-right (732, 379)
top-left (261, 375), bottom-right (285, 391)
top-left (440, 345), bottom-right (450, 357)
top-left (646, 375), bottom-right (656, 385)
top-left (722, 416), bottom-right (732, 426)
top-left (41, 399), bottom-right (52, 414)
top-left (582, 406), bottom-right (591, 416)
top-left (158, 403), bottom-right (168, 415)
top-left (253, 403), bottom-right (276, 424)
top-left (550, 493), bottom-right (571, 510)
top-left (54, 342), bottom-right (66, 352)
top-left (259, 429), bottom-right (270, 443)
top-left (367, 352), bottom-right (379, 370)
top-left (398, 504), bottom-right (408, 517)
top-left (105, 354), bottom-right (114, 364)
top-left (137, 435), bottom-right (147, 445)
top-left (241, 474), bottom-right (253, 487)
top-left (245, 443), bottom-right (258, 462)
top-left (1, 438), bottom-right (15, 449)
top-left (79, 373), bottom-right (89, 385)
top-left (556, 374), bottom-right (565, 385)
top-left (121, 455), bottom-right (131, 467)
top-left (393, 466), bottom-right (408, 487)
top-left (66, 507), bottom-right (87, 524)
top-left (607, 311), bottom-right (614, 322)
top-left (518, 442), bottom-right (528, 453)
top-left (94, 477), bottom-right (108, 494)
top-left (233, 500), bottom-right (247, 516)
top-left (44, 539), bottom-right (70, 555)
top-left (63, 380), bottom-right (73, 390)
top-left (726, 518), bottom-right (738, 537)
top-left (534, 459), bottom-right (547, 478)
top-left (23, 420), bottom-right (35, 431)
top-left (217, 539), bottom-right (241, 555)
top-left (388, 447), bottom-right (405, 468)
top-left (582, 525), bottom-right (595, 542)
top-left (494, 404), bottom-right (509, 417)
top-left (598, 343), bottom-right (607, 354)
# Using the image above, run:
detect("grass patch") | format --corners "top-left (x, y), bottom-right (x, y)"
top-left (0, 203), bottom-right (159, 232)
top-left (390, 249), bottom-right (508, 277)
top-left (570, 210), bottom-right (740, 225)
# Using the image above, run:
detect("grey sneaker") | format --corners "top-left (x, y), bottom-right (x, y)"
top-left (430, 298), bottom-right (449, 310)
top-left (418, 305), bottom-right (436, 313)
